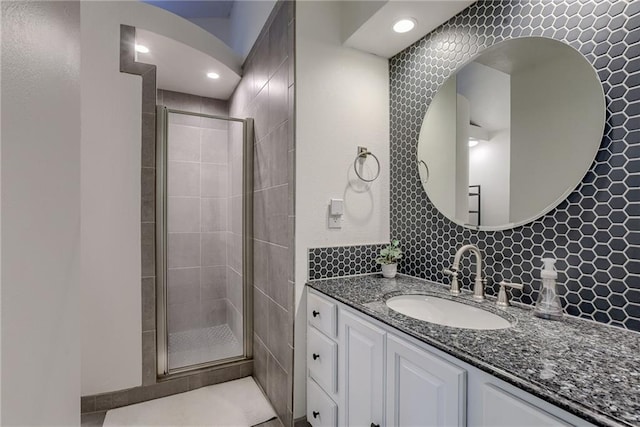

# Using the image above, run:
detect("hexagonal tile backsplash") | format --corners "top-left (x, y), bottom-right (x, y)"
top-left (310, 0), bottom-right (640, 332)
top-left (308, 244), bottom-right (388, 281)
top-left (390, 0), bottom-right (639, 331)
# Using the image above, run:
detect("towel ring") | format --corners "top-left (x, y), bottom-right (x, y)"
top-left (418, 159), bottom-right (429, 184)
top-left (354, 147), bottom-right (381, 182)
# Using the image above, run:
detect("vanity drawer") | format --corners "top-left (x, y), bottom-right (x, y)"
top-left (307, 326), bottom-right (338, 394)
top-left (308, 292), bottom-right (337, 338)
top-left (307, 378), bottom-right (338, 427)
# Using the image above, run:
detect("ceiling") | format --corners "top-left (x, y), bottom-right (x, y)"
top-left (134, 0), bottom-right (475, 99)
top-left (142, 1), bottom-right (234, 19)
top-left (475, 37), bottom-right (569, 75)
top-left (136, 28), bottom-right (240, 100)
top-left (344, 0), bottom-right (476, 58)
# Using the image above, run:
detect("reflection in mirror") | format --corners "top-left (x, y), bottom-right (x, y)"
top-left (418, 37), bottom-right (605, 231)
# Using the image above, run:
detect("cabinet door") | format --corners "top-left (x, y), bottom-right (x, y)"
top-left (340, 310), bottom-right (385, 427)
top-left (478, 384), bottom-right (572, 427)
top-left (386, 335), bottom-right (466, 427)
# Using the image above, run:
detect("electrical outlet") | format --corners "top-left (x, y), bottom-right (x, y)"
top-left (328, 216), bottom-right (342, 229)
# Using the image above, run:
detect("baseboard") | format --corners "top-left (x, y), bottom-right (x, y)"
top-left (81, 359), bottom-right (252, 414)
top-left (293, 416), bottom-right (310, 427)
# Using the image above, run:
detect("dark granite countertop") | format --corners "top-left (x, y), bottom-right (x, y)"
top-left (307, 274), bottom-right (640, 427)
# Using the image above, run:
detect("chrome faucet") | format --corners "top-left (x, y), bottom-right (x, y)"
top-left (496, 281), bottom-right (524, 307)
top-left (443, 244), bottom-right (486, 300)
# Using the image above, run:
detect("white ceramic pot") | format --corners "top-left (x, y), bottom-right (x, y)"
top-left (381, 263), bottom-right (397, 279)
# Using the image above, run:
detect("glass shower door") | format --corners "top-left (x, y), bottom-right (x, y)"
top-left (156, 107), bottom-right (253, 375)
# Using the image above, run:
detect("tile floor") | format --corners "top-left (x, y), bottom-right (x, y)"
top-left (80, 412), bottom-right (281, 427)
top-left (168, 324), bottom-right (242, 370)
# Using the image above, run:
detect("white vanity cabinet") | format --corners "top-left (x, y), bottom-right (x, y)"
top-left (386, 334), bottom-right (466, 427)
top-left (339, 310), bottom-right (385, 427)
top-left (472, 383), bottom-right (571, 427)
top-left (466, 367), bottom-right (588, 427)
top-left (307, 293), bottom-right (339, 427)
top-left (306, 289), bottom-right (594, 427)
top-left (307, 379), bottom-right (338, 427)
top-left (307, 289), bottom-right (465, 427)
top-left (308, 327), bottom-right (338, 395)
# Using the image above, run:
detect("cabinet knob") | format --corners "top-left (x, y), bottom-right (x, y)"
top-left (312, 310), bottom-right (320, 317)
top-left (370, 424), bottom-right (380, 427)
top-left (313, 411), bottom-right (320, 418)
top-left (312, 353), bottom-right (320, 360)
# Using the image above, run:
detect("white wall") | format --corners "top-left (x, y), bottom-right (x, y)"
top-left (81, 1), bottom-right (143, 395)
top-left (457, 62), bottom-right (510, 132)
top-left (459, 62), bottom-right (511, 227)
top-left (294, 0), bottom-right (390, 417)
top-left (1, 1), bottom-right (80, 424)
top-left (510, 54), bottom-right (603, 222)
top-left (340, 0), bottom-right (387, 42)
top-left (229, 0), bottom-right (277, 61)
top-left (455, 94), bottom-right (470, 223)
top-left (418, 76), bottom-right (457, 218)
top-left (469, 128), bottom-right (510, 226)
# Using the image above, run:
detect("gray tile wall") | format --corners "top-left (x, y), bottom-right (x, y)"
top-left (229, 1), bottom-right (295, 425)
top-left (160, 89), bottom-right (232, 335)
top-left (119, 23), bottom-right (158, 389)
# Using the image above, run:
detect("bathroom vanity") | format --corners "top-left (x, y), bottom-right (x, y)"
top-left (305, 276), bottom-right (639, 427)
top-left (302, 23), bottom-right (635, 427)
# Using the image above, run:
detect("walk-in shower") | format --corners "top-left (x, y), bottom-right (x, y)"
top-left (156, 107), bottom-right (253, 375)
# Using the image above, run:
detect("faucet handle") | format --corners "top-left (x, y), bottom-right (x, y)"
top-left (443, 268), bottom-right (458, 277)
top-left (443, 268), bottom-right (460, 295)
top-left (497, 281), bottom-right (524, 307)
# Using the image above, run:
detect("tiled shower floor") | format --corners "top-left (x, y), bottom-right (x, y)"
top-left (168, 324), bottom-right (242, 370)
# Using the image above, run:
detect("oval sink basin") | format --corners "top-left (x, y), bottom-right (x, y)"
top-left (386, 295), bottom-right (512, 330)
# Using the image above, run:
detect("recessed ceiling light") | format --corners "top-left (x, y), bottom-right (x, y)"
top-left (135, 44), bottom-right (149, 54)
top-left (393, 18), bottom-right (417, 33)
top-left (207, 72), bottom-right (220, 79)
top-left (468, 138), bottom-right (479, 147)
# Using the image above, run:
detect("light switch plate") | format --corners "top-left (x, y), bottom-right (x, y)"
top-left (328, 216), bottom-right (342, 229)
top-left (330, 198), bottom-right (344, 216)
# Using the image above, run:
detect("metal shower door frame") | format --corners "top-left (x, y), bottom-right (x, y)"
top-left (156, 106), bottom-right (254, 377)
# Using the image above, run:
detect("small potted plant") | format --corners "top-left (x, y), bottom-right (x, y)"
top-left (376, 239), bottom-right (403, 279)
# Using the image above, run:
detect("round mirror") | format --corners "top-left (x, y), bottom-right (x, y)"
top-left (417, 37), bottom-right (605, 231)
